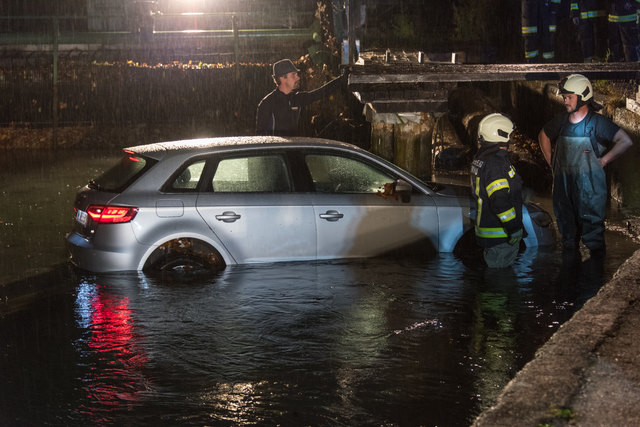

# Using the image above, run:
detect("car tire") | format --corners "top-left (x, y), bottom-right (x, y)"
top-left (143, 238), bottom-right (226, 275)
top-left (152, 254), bottom-right (210, 273)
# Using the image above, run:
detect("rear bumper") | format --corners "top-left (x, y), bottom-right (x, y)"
top-left (66, 232), bottom-right (146, 272)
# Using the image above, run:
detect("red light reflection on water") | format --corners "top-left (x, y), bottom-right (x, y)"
top-left (75, 280), bottom-right (149, 420)
top-left (88, 294), bottom-right (135, 352)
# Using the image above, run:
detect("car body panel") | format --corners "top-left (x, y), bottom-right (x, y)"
top-left (67, 224), bottom-right (146, 272)
top-left (312, 192), bottom-right (439, 259)
top-left (196, 193), bottom-right (316, 263)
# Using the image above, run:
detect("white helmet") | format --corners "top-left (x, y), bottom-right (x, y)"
top-left (558, 74), bottom-right (593, 101)
top-left (478, 113), bottom-right (514, 143)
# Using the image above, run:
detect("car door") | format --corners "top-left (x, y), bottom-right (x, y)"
top-left (196, 153), bottom-right (316, 264)
top-left (304, 152), bottom-right (440, 259)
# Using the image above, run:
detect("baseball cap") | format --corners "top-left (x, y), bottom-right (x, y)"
top-left (272, 59), bottom-right (299, 78)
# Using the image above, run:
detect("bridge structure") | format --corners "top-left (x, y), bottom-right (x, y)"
top-left (344, 49), bottom-right (640, 183)
top-left (348, 50), bottom-right (640, 114)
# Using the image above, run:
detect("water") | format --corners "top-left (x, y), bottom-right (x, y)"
top-left (0, 150), bottom-right (638, 426)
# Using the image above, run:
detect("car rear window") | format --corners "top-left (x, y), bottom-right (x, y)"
top-left (89, 153), bottom-right (155, 192)
top-left (166, 159), bottom-right (206, 191)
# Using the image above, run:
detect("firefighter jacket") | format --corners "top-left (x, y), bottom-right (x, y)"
top-left (570, 0), bottom-right (608, 21)
top-left (609, 0), bottom-right (640, 23)
top-left (470, 143), bottom-right (524, 248)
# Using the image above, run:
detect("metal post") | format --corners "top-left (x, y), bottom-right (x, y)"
top-left (52, 16), bottom-right (59, 150)
top-left (347, 0), bottom-right (355, 65)
top-left (232, 14), bottom-right (239, 64)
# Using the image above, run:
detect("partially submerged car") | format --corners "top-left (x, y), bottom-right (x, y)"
top-left (66, 136), bottom-right (554, 273)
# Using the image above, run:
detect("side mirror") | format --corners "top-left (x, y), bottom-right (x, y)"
top-left (395, 179), bottom-right (412, 203)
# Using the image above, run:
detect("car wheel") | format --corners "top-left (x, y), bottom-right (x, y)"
top-left (143, 238), bottom-right (226, 275)
top-left (156, 254), bottom-right (202, 271)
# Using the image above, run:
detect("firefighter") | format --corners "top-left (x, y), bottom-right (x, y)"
top-left (470, 114), bottom-right (525, 269)
top-left (521, 0), bottom-right (561, 62)
top-left (608, 0), bottom-right (640, 62)
top-left (538, 74), bottom-right (633, 257)
top-left (570, 0), bottom-right (609, 61)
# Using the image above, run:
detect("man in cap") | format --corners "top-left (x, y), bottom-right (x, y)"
top-left (256, 59), bottom-right (348, 136)
top-left (470, 113), bottom-right (525, 269)
top-left (538, 74), bottom-right (633, 258)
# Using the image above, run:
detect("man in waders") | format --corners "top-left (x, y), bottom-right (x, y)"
top-left (471, 113), bottom-right (525, 269)
top-left (538, 74), bottom-right (633, 258)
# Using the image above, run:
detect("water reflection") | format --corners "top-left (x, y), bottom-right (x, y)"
top-left (73, 276), bottom-right (150, 423)
top-left (0, 240), bottom-right (637, 425)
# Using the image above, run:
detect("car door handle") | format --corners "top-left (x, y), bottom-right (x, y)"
top-left (215, 211), bottom-right (241, 223)
top-left (319, 210), bottom-right (344, 222)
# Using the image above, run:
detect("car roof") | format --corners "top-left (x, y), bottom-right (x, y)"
top-left (126, 136), bottom-right (362, 160)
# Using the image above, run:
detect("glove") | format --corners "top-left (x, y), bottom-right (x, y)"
top-left (509, 229), bottom-right (523, 246)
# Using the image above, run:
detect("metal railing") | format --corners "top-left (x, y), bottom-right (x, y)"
top-left (0, 11), bottom-right (315, 47)
top-left (0, 11), bottom-right (317, 148)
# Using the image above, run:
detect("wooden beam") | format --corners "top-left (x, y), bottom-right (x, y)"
top-left (349, 62), bottom-right (640, 84)
top-left (365, 100), bottom-right (448, 114)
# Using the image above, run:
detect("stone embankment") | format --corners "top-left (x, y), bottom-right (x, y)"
top-left (474, 248), bottom-right (640, 426)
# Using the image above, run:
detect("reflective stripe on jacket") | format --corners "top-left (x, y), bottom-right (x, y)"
top-left (470, 144), bottom-right (524, 248)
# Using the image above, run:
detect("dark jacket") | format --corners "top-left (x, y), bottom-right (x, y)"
top-left (470, 143), bottom-right (524, 248)
top-left (256, 73), bottom-right (346, 137)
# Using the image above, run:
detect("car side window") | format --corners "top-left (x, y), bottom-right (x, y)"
top-left (169, 159), bottom-right (206, 191)
top-left (305, 154), bottom-right (394, 193)
top-left (212, 155), bottom-right (291, 192)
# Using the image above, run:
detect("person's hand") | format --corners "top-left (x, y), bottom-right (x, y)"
top-left (509, 229), bottom-right (523, 245)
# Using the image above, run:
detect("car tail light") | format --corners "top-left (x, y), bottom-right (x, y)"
top-left (87, 205), bottom-right (138, 224)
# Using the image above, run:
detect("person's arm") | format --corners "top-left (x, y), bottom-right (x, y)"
top-left (294, 72), bottom-right (347, 106)
top-left (538, 128), bottom-right (553, 167)
top-left (600, 128), bottom-right (633, 167)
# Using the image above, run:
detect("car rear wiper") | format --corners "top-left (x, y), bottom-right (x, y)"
top-left (88, 180), bottom-right (102, 190)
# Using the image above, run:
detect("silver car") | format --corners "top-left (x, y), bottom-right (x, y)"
top-left (66, 136), bottom-right (554, 273)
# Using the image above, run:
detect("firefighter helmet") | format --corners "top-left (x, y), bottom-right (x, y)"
top-left (478, 113), bottom-right (514, 143)
top-left (558, 73), bottom-right (593, 101)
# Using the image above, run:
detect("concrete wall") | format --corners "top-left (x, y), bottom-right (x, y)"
top-left (367, 111), bottom-right (435, 180)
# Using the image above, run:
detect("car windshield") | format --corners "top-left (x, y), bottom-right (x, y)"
top-left (89, 153), bottom-right (155, 192)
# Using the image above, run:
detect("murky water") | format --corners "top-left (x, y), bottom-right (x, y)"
top-left (0, 150), bottom-right (638, 426)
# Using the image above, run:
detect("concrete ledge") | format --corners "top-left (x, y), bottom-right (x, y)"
top-left (474, 249), bottom-right (640, 426)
